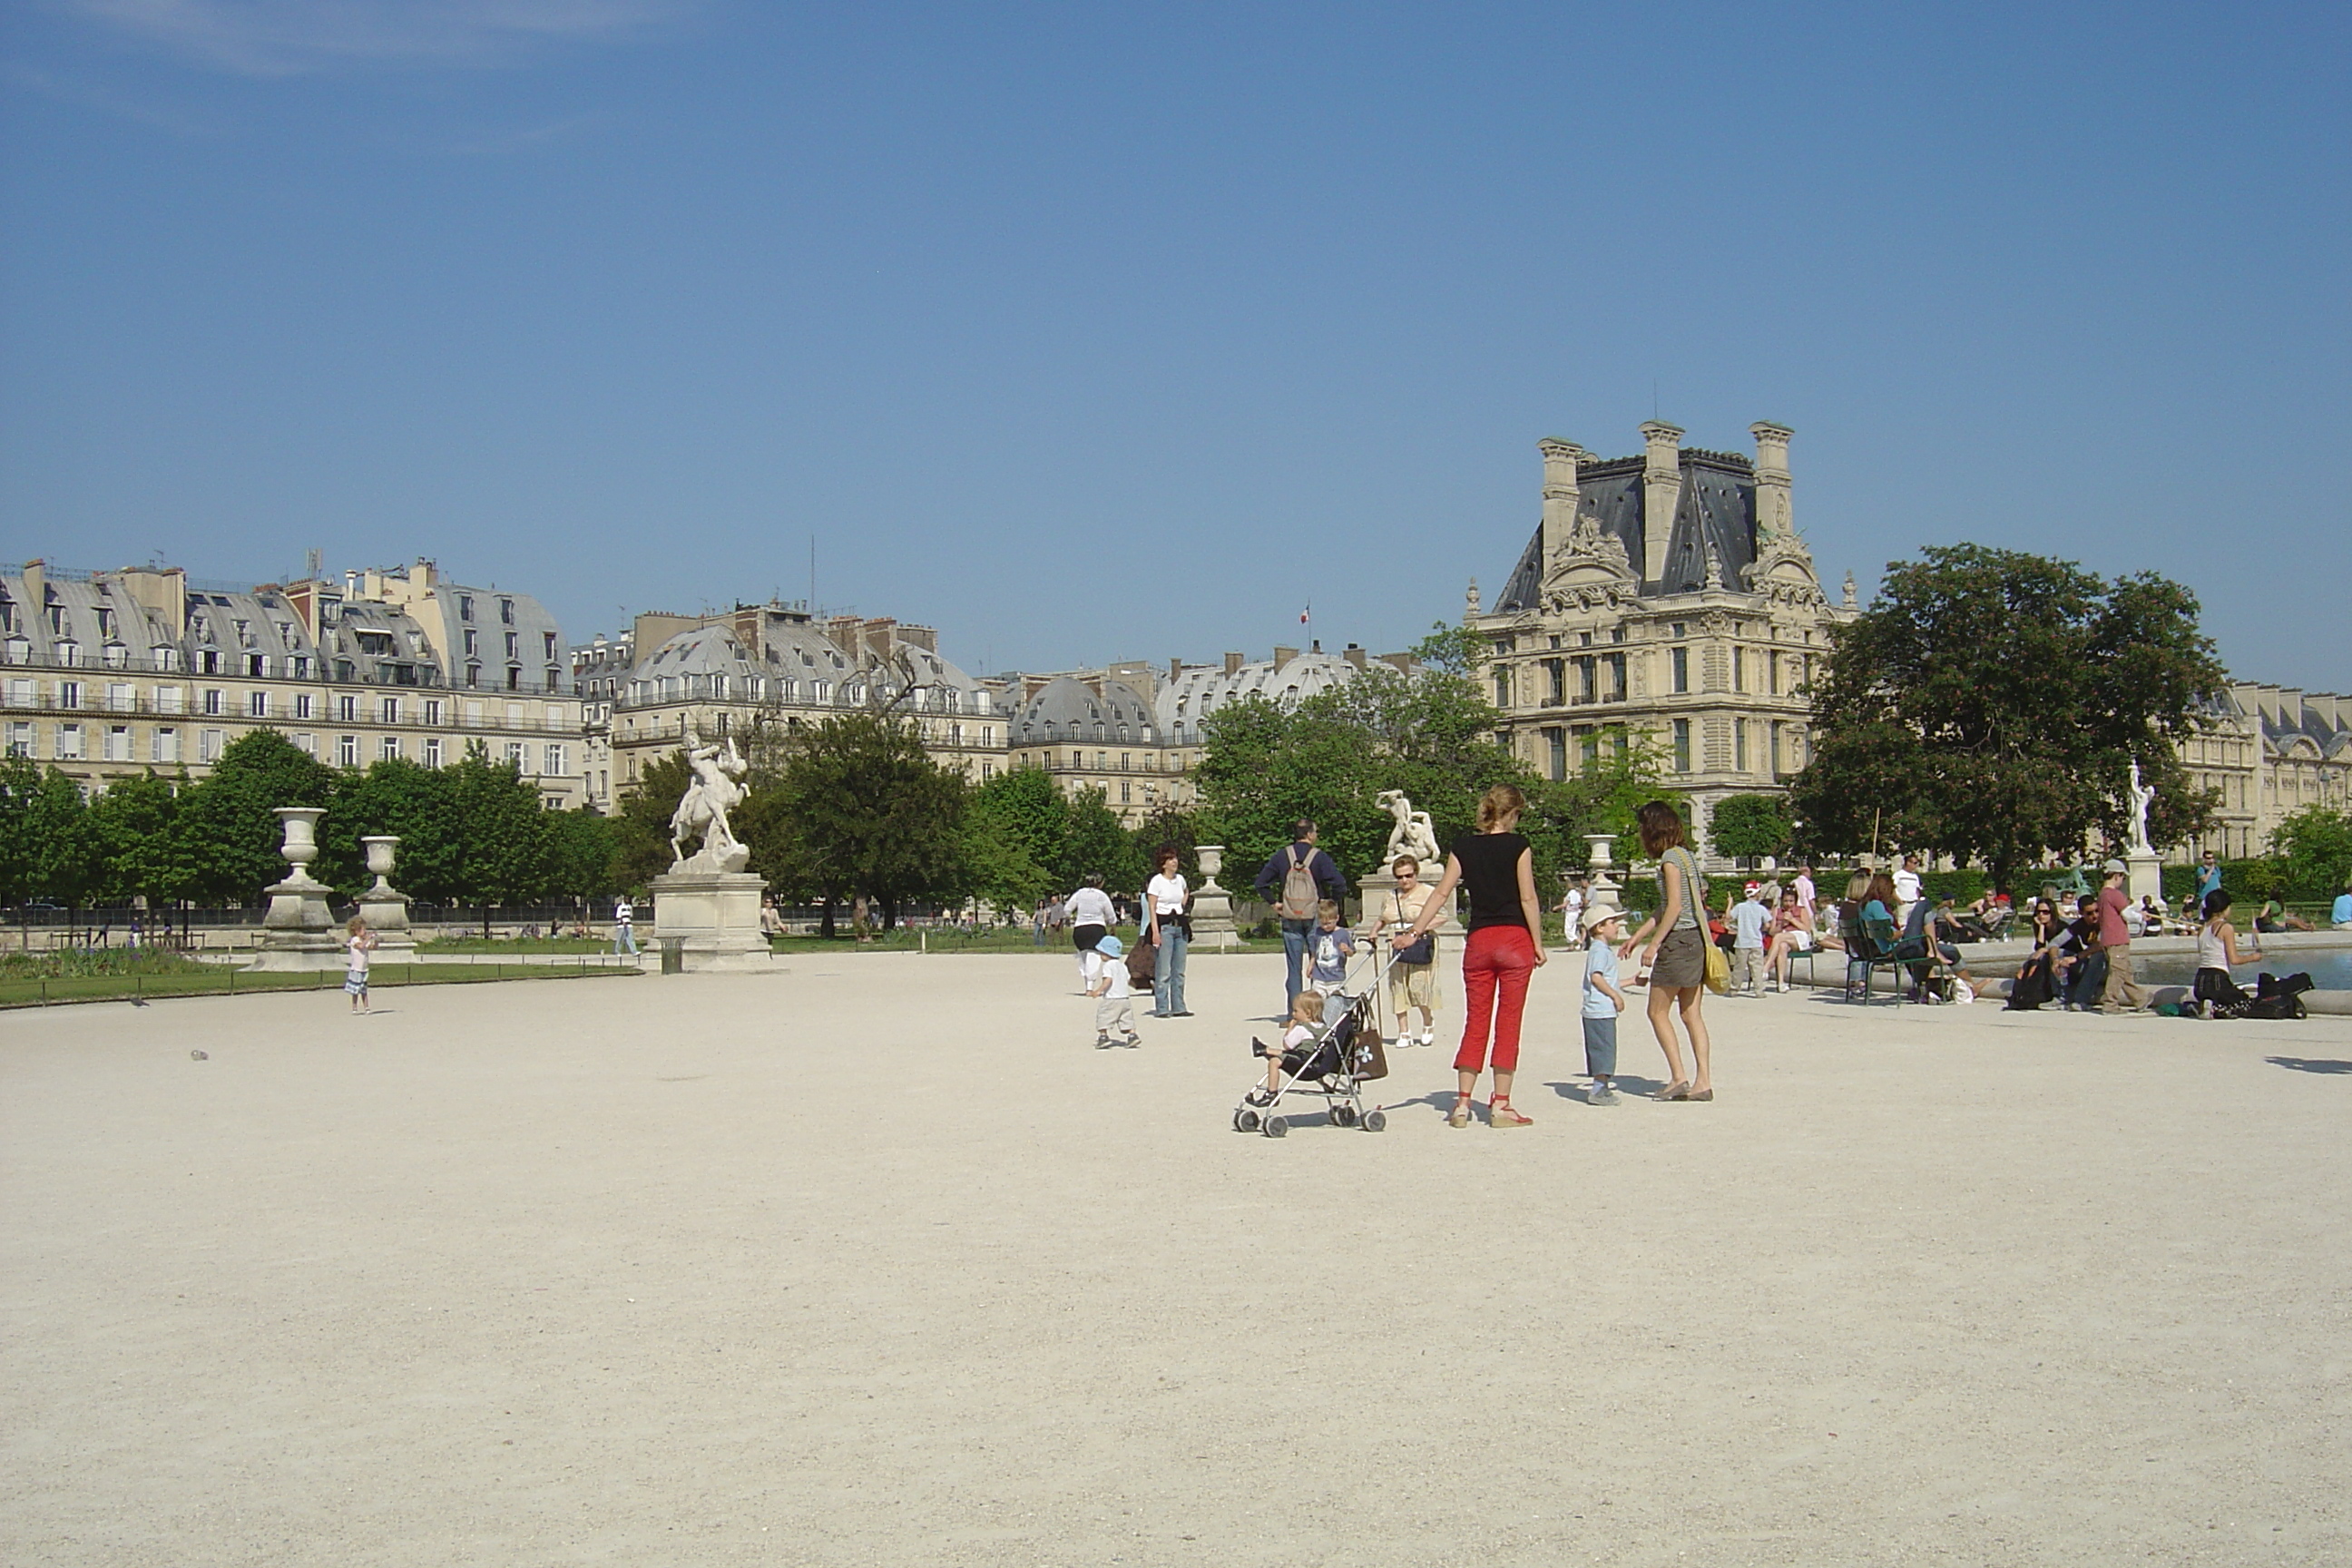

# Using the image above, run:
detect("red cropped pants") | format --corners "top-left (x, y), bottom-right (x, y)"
top-left (1455, 924), bottom-right (1536, 1074)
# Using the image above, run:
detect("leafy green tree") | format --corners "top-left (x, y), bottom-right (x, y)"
top-left (964, 766), bottom-right (1064, 916)
top-left (1197, 623), bottom-right (1529, 898)
top-left (446, 743), bottom-right (554, 928)
top-left (172, 730), bottom-right (337, 905)
top-left (0, 754), bottom-right (53, 912)
top-left (776, 712), bottom-right (968, 933)
top-left (319, 759), bottom-right (461, 902)
top-left (1708, 793), bottom-right (1795, 865)
top-left (1790, 544), bottom-right (2226, 894)
top-left (24, 767), bottom-right (96, 911)
top-left (544, 808), bottom-right (620, 904)
top-left (2268, 804), bottom-right (2352, 899)
top-left (87, 770), bottom-right (194, 909)
top-left (1518, 733), bottom-right (1675, 882)
top-left (1061, 786), bottom-right (1144, 896)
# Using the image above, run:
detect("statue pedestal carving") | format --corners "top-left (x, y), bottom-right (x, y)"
top-left (1189, 845), bottom-right (1240, 951)
top-left (2126, 852), bottom-right (2164, 908)
top-left (250, 807), bottom-right (343, 971)
top-left (648, 869), bottom-right (776, 973)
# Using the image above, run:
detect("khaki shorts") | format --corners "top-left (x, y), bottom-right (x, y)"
top-left (1388, 960), bottom-right (1437, 1013)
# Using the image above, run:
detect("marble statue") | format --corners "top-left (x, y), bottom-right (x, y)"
top-left (1377, 789), bottom-right (1442, 871)
top-left (2127, 760), bottom-right (2156, 858)
top-left (671, 736), bottom-right (751, 873)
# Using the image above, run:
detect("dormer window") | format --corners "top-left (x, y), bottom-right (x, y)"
top-left (47, 603), bottom-right (65, 635)
top-left (499, 599), bottom-right (514, 625)
top-left (234, 619), bottom-right (255, 647)
top-left (459, 595), bottom-right (475, 622)
top-left (95, 607), bottom-right (115, 639)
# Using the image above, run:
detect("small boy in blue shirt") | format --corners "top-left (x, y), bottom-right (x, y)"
top-left (1581, 903), bottom-right (1628, 1104)
top-left (1308, 900), bottom-right (1357, 996)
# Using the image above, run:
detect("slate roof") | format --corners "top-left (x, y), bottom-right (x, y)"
top-left (1493, 450), bottom-right (1759, 611)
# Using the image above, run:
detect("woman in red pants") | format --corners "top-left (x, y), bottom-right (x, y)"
top-left (1397, 783), bottom-right (1549, 1127)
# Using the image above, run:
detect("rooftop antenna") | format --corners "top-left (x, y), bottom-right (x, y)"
top-left (305, 547), bottom-right (321, 581)
top-left (809, 535), bottom-right (817, 614)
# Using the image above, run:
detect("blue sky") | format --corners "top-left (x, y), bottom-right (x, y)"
top-left (3, 2), bottom-right (2346, 687)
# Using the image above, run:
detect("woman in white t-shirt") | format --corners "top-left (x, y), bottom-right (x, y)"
top-left (1144, 847), bottom-right (1192, 1017)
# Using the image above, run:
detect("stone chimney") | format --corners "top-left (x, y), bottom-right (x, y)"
top-left (1750, 422), bottom-right (1793, 540)
top-left (1343, 643), bottom-right (1367, 670)
top-left (22, 561), bottom-right (45, 619)
top-left (1538, 437), bottom-right (1587, 563)
top-left (1169, 657), bottom-right (1183, 683)
top-left (1223, 651), bottom-right (1245, 676)
top-left (1273, 645), bottom-right (1298, 670)
top-left (116, 564), bottom-right (189, 634)
top-left (1640, 421), bottom-right (1685, 585)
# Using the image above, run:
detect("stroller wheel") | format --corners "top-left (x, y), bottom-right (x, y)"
top-left (1362, 1110), bottom-right (1387, 1132)
top-left (1330, 1103), bottom-right (1357, 1128)
top-left (1233, 1107), bottom-right (1260, 1133)
top-left (1262, 1115), bottom-right (1289, 1139)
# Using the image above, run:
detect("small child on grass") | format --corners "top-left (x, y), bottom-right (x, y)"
top-left (1089, 934), bottom-right (1142, 1049)
top-left (1581, 904), bottom-right (1627, 1103)
top-left (1308, 900), bottom-right (1357, 996)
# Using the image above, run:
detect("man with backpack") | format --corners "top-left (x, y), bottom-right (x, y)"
top-left (1254, 819), bottom-right (1348, 1013)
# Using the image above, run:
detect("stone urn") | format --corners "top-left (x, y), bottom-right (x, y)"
top-left (1189, 844), bottom-right (1239, 950)
top-left (1585, 832), bottom-right (1619, 897)
top-left (357, 834), bottom-right (416, 950)
top-left (251, 807), bottom-right (339, 969)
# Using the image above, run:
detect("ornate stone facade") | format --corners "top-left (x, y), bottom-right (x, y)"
top-left (1470, 422), bottom-right (1852, 857)
top-left (0, 557), bottom-right (583, 806)
top-left (593, 602), bottom-right (1009, 793)
top-left (2175, 685), bottom-right (2352, 861)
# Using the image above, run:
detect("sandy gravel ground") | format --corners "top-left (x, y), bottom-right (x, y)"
top-left (5, 953), bottom-right (2349, 1567)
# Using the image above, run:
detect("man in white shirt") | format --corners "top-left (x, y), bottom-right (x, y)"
top-left (612, 896), bottom-right (637, 956)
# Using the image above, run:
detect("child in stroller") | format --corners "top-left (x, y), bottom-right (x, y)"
top-left (1234, 957), bottom-right (1389, 1138)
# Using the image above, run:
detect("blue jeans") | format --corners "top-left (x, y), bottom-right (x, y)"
top-left (1153, 926), bottom-right (1188, 1014)
top-left (1280, 918), bottom-right (1315, 1011)
top-left (2065, 950), bottom-right (2106, 1007)
top-left (613, 924), bottom-right (637, 956)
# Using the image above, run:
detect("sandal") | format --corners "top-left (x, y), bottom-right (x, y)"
top-left (1657, 1081), bottom-right (1691, 1101)
top-left (1446, 1097), bottom-right (1474, 1129)
top-left (1489, 1096), bottom-right (1534, 1129)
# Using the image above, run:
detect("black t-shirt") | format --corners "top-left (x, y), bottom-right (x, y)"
top-left (1450, 831), bottom-right (1533, 934)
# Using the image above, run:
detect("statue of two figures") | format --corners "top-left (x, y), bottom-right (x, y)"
top-left (671, 736), bottom-right (752, 874)
top-left (1377, 789), bottom-right (1441, 871)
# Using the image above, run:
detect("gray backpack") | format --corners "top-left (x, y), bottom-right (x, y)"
top-left (1279, 846), bottom-right (1320, 922)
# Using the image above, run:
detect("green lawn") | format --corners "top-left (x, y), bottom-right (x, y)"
top-left (0, 956), bottom-right (639, 1011)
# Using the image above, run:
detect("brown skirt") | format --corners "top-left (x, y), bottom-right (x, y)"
top-left (1651, 925), bottom-right (1707, 989)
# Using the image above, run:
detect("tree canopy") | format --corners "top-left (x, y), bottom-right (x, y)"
top-left (1789, 544), bottom-right (2227, 890)
top-left (1196, 622), bottom-right (1670, 896)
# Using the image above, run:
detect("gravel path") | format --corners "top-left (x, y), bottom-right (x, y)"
top-left (5, 953), bottom-right (2348, 1566)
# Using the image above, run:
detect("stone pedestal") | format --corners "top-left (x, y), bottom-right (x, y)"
top-left (2127, 851), bottom-right (2164, 908)
top-left (1189, 845), bottom-right (1240, 951)
top-left (648, 869), bottom-right (777, 973)
top-left (356, 835), bottom-right (418, 959)
top-left (250, 807), bottom-right (344, 971)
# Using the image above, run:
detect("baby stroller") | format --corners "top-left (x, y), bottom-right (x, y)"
top-left (1231, 946), bottom-right (1392, 1137)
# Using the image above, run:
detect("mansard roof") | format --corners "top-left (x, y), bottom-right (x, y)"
top-left (1494, 447), bottom-right (1760, 612)
top-left (1012, 675), bottom-right (1162, 747)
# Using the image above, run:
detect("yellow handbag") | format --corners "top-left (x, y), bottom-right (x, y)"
top-left (1703, 936), bottom-right (1730, 994)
